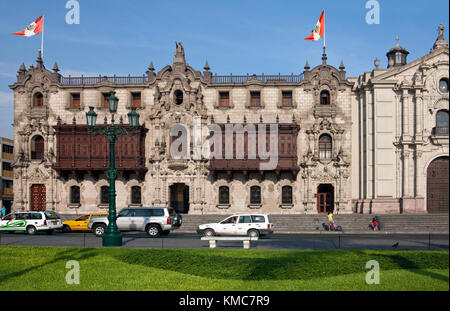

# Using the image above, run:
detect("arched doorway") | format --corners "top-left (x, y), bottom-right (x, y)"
top-left (169, 183), bottom-right (190, 214)
top-left (317, 184), bottom-right (334, 214)
top-left (427, 156), bottom-right (449, 213)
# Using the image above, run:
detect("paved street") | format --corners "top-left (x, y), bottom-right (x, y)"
top-left (0, 231), bottom-right (448, 250)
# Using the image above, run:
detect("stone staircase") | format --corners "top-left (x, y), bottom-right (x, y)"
top-left (58, 213), bottom-right (449, 234)
top-left (176, 213), bottom-right (449, 234)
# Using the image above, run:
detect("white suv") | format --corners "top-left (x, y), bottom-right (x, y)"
top-left (197, 214), bottom-right (273, 237)
top-left (0, 211), bottom-right (63, 235)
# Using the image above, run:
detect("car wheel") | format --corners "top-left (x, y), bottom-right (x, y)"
top-left (203, 228), bottom-right (215, 237)
top-left (62, 225), bottom-right (71, 233)
top-left (93, 224), bottom-right (106, 236)
top-left (46, 230), bottom-right (54, 235)
top-left (26, 226), bottom-right (37, 235)
top-left (247, 229), bottom-right (260, 238)
top-left (146, 225), bottom-right (161, 237)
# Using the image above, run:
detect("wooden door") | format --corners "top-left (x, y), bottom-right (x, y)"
top-left (317, 184), bottom-right (334, 214)
top-left (30, 184), bottom-right (46, 211)
top-left (427, 157), bottom-right (449, 213)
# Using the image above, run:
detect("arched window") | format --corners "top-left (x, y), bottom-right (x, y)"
top-left (174, 90), bottom-right (183, 105)
top-left (101, 186), bottom-right (109, 204)
top-left (436, 110), bottom-right (449, 135)
top-left (219, 186), bottom-right (230, 204)
top-left (70, 186), bottom-right (80, 204)
top-left (282, 186), bottom-right (293, 204)
top-left (131, 186), bottom-right (141, 204)
top-left (320, 90), bottom-right (330, 105)
top-left (31, 135), bottom-right (44, 160)
top-left (33, 92), bottom-right (43, 107)
top-left (319, 134), bottom-right (332, 160)
top-left (250, 186), bottom-right (261, 204)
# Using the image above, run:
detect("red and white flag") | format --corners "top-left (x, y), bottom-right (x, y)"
top-left (13, 16), bottom-right (43, 37)
top-left (304, 10), bottom-right (325, 41)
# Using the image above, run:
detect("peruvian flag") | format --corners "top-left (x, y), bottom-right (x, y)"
top-left (13, 16), bottom-right (43, 36)
top-left (304, 10), bottom-right (325, 41)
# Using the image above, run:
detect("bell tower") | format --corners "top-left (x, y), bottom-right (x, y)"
top-left (386, 37), bottom-right (409, 68)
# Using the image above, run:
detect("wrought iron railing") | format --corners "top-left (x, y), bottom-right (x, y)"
top-left (211, 73), bottom-right (304, 84)
top-left (60, 75), bottom-right (148, 85)
top-left (59, 73), bottom-right (304, 85)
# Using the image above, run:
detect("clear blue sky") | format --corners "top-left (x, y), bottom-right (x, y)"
top-left (0, 0), bottom-right (448, 139)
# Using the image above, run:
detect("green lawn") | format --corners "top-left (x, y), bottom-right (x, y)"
top-left (0, 246), bottom-right (448, 291)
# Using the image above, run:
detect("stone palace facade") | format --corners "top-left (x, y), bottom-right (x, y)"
top-left (9, 25), bottom-right (449, 215)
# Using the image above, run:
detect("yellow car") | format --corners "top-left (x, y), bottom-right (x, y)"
top-left (62, 213), bottom-right (108, 232)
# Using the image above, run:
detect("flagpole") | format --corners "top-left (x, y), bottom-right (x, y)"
top-left (41, 14), bottom-right (44, 58)
top-left (323, 9), bottom-right (325, 49)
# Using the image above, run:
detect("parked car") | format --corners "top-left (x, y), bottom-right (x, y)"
top-left (0, 211), bottom-right (63, 235)
top-left (197, 214), bottom-right (273, 237)
top-left (87, 207), bottom-right (182, 237)
top-left (62, 213), bottom-right (108, 232)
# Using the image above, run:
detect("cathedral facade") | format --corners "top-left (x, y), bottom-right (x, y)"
top-left (9, 26), bottom-right (449, 215)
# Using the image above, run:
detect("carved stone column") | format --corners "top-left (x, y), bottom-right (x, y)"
top-left (402, 89), bottom-right (410, 138)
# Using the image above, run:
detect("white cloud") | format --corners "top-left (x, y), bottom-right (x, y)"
top-left (0, 91), bottom-right (13, 107)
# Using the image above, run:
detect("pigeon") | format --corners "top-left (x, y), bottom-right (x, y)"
top-left (392, 242), bottom-right (399, 248)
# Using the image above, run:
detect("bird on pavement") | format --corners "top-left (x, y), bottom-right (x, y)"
top-left (392, 242), bottom-right (399, 248)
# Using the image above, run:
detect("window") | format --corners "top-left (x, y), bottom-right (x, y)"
top-left (395, 52), bottom-right (402, 64)
top-left (131, 186), bottom-right (142, 204)
top-left (282, 91), bottom-right (293, 106)
top-left (221, 216), bottom-right (237, 224)
top-left (131, 92), bottom-right (141, 107)
top-left (320, 91), bottom-right (330, 105)
top-left (71, 93), bottom-right (80, 108)
top-left (3, 180), bottom-right (13, 188)
top-left (2, 145), bottom-right (13, 154)
top-left (44, 211), bottom-right (59, 220)
top-left (102, 93), bottom-right (110, 108)
top-left (31, 135), bottom-right (44, 160)
top-left (250, 91), bottom-right (261, 107)
top-left (150, 209), bottom-right (164, 217)
top-left (436, 110), bottom-right (449, 135)
top-left (174, 90), bottom-right (183, 105)
top-left (75, 215), bottom-right (89, 221)
top-left (238, 216), bottom-right (252, 223)
top-left (118, 209), bottom-right (132, 217)
top-left (219, 186), bottom-right (230, 204)
top-left (134, 209), bottom-right (151, 217)
top-left (251, 215), bottom-right (265, 223)
top-left (282, 186), bottom-right (293, 204)
top-left (439, 78), bottom-right (449, 93)
top-left (100, 186), bottom-right (109, 204)
top-left (319, 134), bottom-right (333, 159)
top-left (219, 91), bottom-right (230, 107)
top-left (33, 93), bottom-right (43, 107)
top-left (250, 186), bottom-right (261, 204)
top-left (29, 213), bottom-right (42, 220)
top-left (70, 186), bottom-right (80, 204)
top-left (2, 162), bottom-right (12, 171)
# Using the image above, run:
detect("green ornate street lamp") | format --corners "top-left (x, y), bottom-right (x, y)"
top-left (86, 91), bottom-right (140, 247)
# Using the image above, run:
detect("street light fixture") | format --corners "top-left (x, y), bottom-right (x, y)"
top-left (85, 91), bottom-right (140, 247)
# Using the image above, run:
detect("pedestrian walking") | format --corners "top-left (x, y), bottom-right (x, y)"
top-left (1, 206), bottom-right (6, 217)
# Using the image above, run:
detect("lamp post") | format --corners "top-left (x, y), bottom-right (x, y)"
top-left (86, 91), bottom-right (140, 247)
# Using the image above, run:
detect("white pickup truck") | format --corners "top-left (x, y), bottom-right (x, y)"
top-left (197, 214), bottom-right (273, 237)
